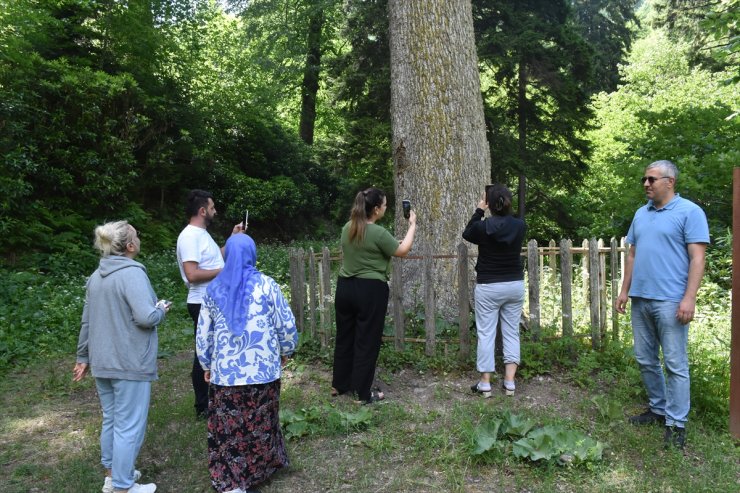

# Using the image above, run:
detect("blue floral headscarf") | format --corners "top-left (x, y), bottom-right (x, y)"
top-left (206, 234), bottom-right (260, 336)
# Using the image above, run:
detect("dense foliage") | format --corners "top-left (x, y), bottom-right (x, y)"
top-left (577, 30), bottom-right (738, 240)
top-left (473, 0), bottom-right (595, 236)
top-left (0, 0), bottom-right (340, 262)
top-left (2, 1), bottom-right (735, 256)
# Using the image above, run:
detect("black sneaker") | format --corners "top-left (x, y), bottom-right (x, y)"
top-left (628, 409), bottom-right (666, 425)
top-left (663, 425), bottom-right (686, 449)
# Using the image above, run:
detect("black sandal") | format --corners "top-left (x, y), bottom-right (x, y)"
top-left (355, 388), bottom-right (385, 405)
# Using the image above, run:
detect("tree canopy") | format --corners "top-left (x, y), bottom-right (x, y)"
top-left (0, 0), bottom-right (736, 263)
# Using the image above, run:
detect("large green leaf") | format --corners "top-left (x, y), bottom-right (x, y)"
top-left (472, 419), bottom-right (503, 455)
top-left (501, 410), bottom-right (535, 438)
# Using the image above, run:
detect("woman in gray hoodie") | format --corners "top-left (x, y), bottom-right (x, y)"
top-left (74, 221), bottom-right (170, 493)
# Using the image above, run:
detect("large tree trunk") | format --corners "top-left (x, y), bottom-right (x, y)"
top-left (389, 0), bottom-right (491, 318)
top-left (299, 6), bottom-right (324, 145)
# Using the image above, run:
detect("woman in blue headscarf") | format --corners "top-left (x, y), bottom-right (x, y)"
top-left (196, 234), bottom-right (298, 493)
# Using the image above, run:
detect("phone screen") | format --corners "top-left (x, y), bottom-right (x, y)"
top-left (402, 200), bottom-right (411, 219)
top-left (484, 184), bottom-right (494, 203)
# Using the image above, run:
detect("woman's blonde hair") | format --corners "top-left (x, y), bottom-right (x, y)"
top-left (348, 188), bottom-right (385, 244)
top-left (93, 220), bottom-right (132, 256)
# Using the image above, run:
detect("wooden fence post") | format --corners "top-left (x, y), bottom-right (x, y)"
top-left (560, 239), bottom-right (573, 337)
top-left (308, 248), bottom-right (318, 339)
top-left (392, 257), bottom-right (405, 350)
top-left (527, 239), bottom-right (540, 340)
top-left (320, 247), bottom-right (332, 348)
top-left (288, 248), bottom-right (305, 332)
top-left (423, 247), bottom-right (436, 356)
top-left (549, 239), bottom-right (557, 324)
top-left (457, 242), bottom-right (470, 360)
top-left (539, 243), bottom-right (545, 288)
top-left (549, 239), bottom-right (557, 282)
top-left (610, 237), bottom-right (619, 342)
top-left (598, 238), bottom-right (607, 341)
top-left (580, 239), bottom-right (589, 321)
top-left (588, 238), bottom-right (601, 349)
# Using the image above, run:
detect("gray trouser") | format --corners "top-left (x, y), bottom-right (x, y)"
top-left (474, 280), bottom-right (524, 373)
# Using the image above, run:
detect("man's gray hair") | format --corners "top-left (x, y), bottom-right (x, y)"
top-left (647, 160), bottom-right (679, 180)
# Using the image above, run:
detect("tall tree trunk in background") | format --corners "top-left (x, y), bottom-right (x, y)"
top-left (299, 6), bottom-right (324, 144)
top-left (389, 0), bottom-right (491, 318)
top-left (517, 60), bottom-right (527, 219)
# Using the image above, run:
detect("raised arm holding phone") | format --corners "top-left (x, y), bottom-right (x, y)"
top-left (331, 188), bottom-right (416, 404)
top-left (176, 189), bottom-right (243, 419)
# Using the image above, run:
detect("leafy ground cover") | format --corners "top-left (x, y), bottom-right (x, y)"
top-left (1, 242), bottom-right (735, 492)
top-left (1, 345), bottom-right (738, 493)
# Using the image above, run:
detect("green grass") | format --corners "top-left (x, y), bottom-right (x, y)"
top-left (1, 348), bottom-right (738, 492)
top-left (0, 242), bottom-right (736, 492)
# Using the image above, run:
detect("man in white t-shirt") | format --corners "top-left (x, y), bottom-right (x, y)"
top-left (176, 189), bottom-right (243, 418)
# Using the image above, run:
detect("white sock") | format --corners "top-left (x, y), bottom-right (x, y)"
top-left (503, 380), bottom-right (515, 390)
top-left (477, 381), bottom-right (491, 391)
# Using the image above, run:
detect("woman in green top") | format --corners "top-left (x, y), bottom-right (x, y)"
top-left (331, 188), bottom-right (417, 404)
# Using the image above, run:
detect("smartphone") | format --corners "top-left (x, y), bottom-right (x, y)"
top-left (244, 210), bottom-right (249, 230)
top-left (402, 200), bottom-right (411, 219)
top-left (485, 184), bottom-right (494, 197)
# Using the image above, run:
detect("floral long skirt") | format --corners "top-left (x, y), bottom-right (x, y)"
top-left (207, 380), bottom-right (288, 492)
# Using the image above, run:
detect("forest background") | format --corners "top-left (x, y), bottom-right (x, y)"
top-left (1, 0), bottom-right (737, 267)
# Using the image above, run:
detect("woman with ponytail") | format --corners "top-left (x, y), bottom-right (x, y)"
top-left (462, 184), bottom-right (527, 397)
top-left (331, 188), bottom-right (417, 404)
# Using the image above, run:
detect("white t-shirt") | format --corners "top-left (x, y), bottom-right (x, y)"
top-left (176, 225), bottom-right (224, 304)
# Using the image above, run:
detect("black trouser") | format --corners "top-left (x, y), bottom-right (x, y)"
top-left (188, 303), bottom-right (209, 415)
top-left (331, 277), bottom-right (389, 402)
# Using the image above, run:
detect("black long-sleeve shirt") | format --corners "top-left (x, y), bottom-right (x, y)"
top-left (462, 208), bottom-right (526, 284)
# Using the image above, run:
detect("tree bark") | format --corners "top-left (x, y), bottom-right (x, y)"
top-left (389, 0), bottom-right (491, 318)
top-left (299, 6), bottom-right (324, 145)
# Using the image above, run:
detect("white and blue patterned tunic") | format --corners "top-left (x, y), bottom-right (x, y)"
top-left (196, 273), bottom-right (298, 386)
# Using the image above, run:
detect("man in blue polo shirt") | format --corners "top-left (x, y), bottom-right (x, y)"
top-left (616, 160), bottom-right (710, 450)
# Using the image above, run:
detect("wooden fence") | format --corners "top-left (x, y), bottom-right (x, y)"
top-left (288, 238), bottom-right (628, 359)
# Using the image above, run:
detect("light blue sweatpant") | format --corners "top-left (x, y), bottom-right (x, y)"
top-left (474, 280), bottom-right (525, 373)
top-left (96, 378), bottom-right (151, 490)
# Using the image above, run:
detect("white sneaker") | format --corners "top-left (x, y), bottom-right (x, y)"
top-left (502, 382), bottom-right (516, 396)
top-left (127, 483), bottom-right (157, 493)
top-left (102, 471), bottom-right (144, 493)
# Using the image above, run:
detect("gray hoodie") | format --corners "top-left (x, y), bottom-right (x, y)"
top-left (76, 256), bottom-right (166, 381)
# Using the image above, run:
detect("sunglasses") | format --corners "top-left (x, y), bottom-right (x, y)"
top-left (641, 176), bottom-right (671, 185)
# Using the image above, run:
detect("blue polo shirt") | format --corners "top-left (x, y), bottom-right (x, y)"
top-left (626, 194), bottom-right (709, 302)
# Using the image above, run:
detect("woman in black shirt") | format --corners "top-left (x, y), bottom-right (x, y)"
top-left (462, 184), bottom-right (526, 397)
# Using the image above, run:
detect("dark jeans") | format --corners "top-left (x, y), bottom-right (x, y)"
top-left (331, 277), bottom-right (389, 402)
top-left (188, 303), bottom-right (209, 415)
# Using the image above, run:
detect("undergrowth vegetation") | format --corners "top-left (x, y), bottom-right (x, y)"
top-left (0, 240), bottom-right (732, 432)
